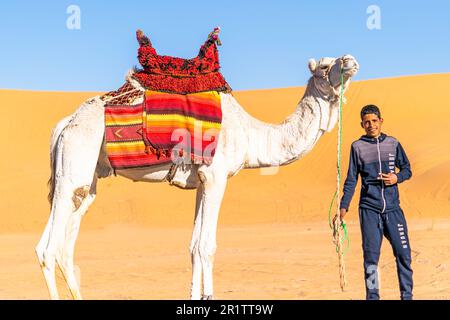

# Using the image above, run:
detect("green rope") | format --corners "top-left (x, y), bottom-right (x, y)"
top-left (328, 67), bottom-right (350, 255)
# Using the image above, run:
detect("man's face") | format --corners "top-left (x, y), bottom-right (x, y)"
top-left (361, 113), bottom-right (383, 138)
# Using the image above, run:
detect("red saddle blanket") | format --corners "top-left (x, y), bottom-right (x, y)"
top-left (105, 90), bottom-right (222, 170)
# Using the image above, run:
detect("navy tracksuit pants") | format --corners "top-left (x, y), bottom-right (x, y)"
top-left (359, 207), bottom-right (413, 300)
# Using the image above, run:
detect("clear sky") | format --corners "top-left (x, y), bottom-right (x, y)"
top-left (0, 0), bottom-right (449, 91)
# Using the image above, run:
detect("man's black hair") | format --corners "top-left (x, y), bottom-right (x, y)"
top-left (360, 104), bottom-right (381, 120)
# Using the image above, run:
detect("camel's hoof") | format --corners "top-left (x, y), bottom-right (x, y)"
top-left (201, 295), bottom-right (213, 300)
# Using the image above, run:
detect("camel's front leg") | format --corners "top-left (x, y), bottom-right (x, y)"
top-left (191, 164), bottom-right (227, 300)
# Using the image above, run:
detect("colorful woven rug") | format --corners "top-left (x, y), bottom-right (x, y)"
top-left (105, 90), bottom-right (222, 169)
top-left (105, 100), bottom-right (168, 169)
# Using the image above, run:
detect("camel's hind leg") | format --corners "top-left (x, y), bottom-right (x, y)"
top-left (36, 98), bottom-right (105, 299)
top-left (39, 191), bottom-right (74, 300)
top-left (38, 179), bottom-right (97, 300)
top-left (36, 212), bottom-right (58, 299)
top-left (57, 176), bottom-right (98, 300)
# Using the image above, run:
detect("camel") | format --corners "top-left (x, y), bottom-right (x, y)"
top-left (35, 54), bottom-right (359, 300)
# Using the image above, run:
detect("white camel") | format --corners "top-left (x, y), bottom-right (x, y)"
top-left (35, 54), bottom-right (359, 300)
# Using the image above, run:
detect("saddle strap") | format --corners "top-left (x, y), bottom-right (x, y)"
top-left (166, 163), bottom-right (179, 183)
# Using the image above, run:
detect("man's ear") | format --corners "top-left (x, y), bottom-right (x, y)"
top-left (379, 118), bottom-right (384, 124)
top-left (360, 121), bottom-right (364, 128)
top-left (308, 59), bottom-right (317, 74)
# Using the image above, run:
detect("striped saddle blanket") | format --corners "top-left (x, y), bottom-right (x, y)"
top-left (105, 90), bottom-right (222, 170)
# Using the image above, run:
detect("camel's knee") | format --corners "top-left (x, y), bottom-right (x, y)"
top-left (198, 242), bottom-right (217, 264)
top-left (72, 186), bottom-right (90, 211)
top-left (197, 165), bottom-right (218, 186)
top-left (41, 249), bottom-right (57, 271)
top-left (189, 238), bottom-right (199, 256)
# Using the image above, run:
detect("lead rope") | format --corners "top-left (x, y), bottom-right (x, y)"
top-left (328, 67), bottom-right (350, 292)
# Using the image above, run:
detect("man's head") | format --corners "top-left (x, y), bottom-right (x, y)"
top-left (360, 104), bottom-right (383, 138)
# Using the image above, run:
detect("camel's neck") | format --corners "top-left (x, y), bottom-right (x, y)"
top-left (244, 85), bottom-right (339, 169)
top-left (124, 72), bottom-right (339, 169)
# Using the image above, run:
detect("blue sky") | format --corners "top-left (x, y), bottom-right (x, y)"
top-left (0, 0), bottom-right (449, 91)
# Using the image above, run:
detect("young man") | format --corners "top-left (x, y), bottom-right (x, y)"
top-left (337, 104), bottom-right (413, 300)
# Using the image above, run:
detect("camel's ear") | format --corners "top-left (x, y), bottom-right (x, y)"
top-left (308, 59), bottom-right (317, 74)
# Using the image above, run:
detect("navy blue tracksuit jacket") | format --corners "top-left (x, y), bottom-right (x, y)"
top-left (339, 132), bottom-right (412, 213)
top-left (339, 132), bottom-right (413, 300)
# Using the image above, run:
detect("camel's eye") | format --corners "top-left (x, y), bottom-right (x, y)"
top-left (320, 65), bottom-right (329, 69)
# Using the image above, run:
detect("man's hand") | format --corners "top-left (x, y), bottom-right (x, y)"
top-left (379, 173), bottom-right (398, 186)
top-left (333, 208), bottom-right (347, 225)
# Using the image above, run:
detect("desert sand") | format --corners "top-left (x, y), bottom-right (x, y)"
top-left (0, 73), bottom-right (449, 299)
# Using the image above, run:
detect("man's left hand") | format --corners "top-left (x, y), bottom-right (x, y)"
top-left (380, 173), bottom-right (398, 186)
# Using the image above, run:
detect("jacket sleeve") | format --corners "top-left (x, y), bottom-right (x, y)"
top-left (395, 142), bottom-right (412, 183)
top-left (339, 144), bottom-right (359, 211)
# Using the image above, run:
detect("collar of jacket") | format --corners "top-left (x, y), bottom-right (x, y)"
top-left (359, 132), bottom-right (387, 144)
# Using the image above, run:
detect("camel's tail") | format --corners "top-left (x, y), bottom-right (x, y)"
top-left (47, 115), bottom-right (73, 206)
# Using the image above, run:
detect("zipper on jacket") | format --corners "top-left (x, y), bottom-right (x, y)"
top-left (376, 136), bottom-right (387, 213)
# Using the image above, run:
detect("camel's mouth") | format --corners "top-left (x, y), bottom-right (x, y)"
top-left (341, 56), bottom-right (359, 77)
top-left (343, 65), bottom-right (358, 77)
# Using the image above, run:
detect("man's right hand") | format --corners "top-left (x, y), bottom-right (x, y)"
top-left (333, 208), bottom-right (347, 225)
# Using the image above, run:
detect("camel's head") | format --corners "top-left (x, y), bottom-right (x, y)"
top-left (307, 54), bottom-right (359, 102)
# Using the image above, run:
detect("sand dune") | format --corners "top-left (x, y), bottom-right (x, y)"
top-left (1, 74), bottom-right (449, 231)
top-left (0, 73), bottom-right (449, 299)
